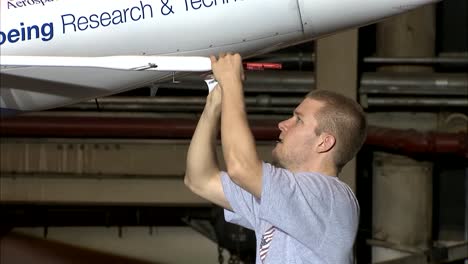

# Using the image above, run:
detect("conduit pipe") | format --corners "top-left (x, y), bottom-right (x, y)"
top-left (360, 72), bottom-right (468, 96)
top-left (60, 96), bottom-right (301, 113)
top-left (366, 126), bottom-right (467, 159)
top-left (55, 71), bottom-right (467, 112)
top-left (364, 56), bottom-right (468, 65)
top-left (1, 116), bottom-right (466, 158)
top-left (166, 71), bottom-right (314, 93)
top-left (0, 116), bottom-right (279, 141)
top-left (161, 71), bottom-right (467, 94)
top-left (250, 52), bottom-right (468, 66)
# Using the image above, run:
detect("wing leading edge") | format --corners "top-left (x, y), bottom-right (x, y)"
top-left (0, 56), bottom-right (212, 72)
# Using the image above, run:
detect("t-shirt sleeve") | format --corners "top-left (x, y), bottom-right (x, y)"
top-left (220, 171), bottom-right (260, 230)
top-left (259, 162), bottom-right (331, 249)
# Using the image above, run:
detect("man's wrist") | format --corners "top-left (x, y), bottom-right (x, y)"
top-left (202, 106), bottom-right (221, 120)
top-left (218, 75), bottom-right (242, 88)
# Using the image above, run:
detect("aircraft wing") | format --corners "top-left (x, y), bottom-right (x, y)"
top-left (1, 56), bottom-right (212, 72)
top-left (0, 56), bottom-right (213, 115)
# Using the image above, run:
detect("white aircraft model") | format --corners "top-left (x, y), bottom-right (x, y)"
top-left (0, 0), bottom-right (440, 115)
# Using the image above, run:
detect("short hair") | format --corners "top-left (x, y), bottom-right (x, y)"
top-left (306, 90), bottom-right (367, 171)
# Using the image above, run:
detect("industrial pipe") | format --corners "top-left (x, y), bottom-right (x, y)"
top-left (1, 116), bottom-right (466, 158)
top-left (64, 95), bottom-right (467, 112)
top-left (249, 51), bottom-right (468, 66)
top-left (61, 96), bottom-right (301, 114)
top-left (167, 71), bottom-right (314, 93)
top-left (363, 56), bottom-right (468, 65)
top-left (360, 72), bottom-right (468, 96)
top-left (0, 116), bottom-right (280, 140)
top-left (52, 71), bottom-right (468, 112)
top-left (155, 71), bottom-right (467, 95)
top-left (366, 126), bottom-right (467, 159)
top-left (365, 97), bottom-right (468, 107)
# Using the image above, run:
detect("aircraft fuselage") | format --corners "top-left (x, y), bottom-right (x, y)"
top-left (0, 0), bottom-right (440, 113)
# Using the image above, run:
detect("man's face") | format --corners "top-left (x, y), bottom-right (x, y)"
top-left (272, 98), bottom-right (323, 171)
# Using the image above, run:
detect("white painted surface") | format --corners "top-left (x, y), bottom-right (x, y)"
top-left (0, 0), bottom-right (440, 111)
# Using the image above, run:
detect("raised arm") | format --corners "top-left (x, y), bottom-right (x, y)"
top-left (210, 53), bottom-right (263, 199)
top-left (184, 86), bottom-right (231, 210)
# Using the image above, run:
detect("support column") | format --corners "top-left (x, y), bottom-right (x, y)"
top-left (372, 153), bottom-right (433, 262)
top-left (315, 29), bottom-right (359, 191)
top-left (376, 5), bottom-right (436, 73)
top-left (372, 5), bottom-right (436, 263)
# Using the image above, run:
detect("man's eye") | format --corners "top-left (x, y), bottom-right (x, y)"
top-left (296, 117), bottom-right (302, 123)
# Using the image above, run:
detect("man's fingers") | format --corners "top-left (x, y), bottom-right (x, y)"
top-left (210, 55), bottom-right (217, 63)
top-left (211, 52), bottom-right (244, 82)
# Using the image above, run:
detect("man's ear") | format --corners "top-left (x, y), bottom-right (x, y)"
top-left (317, 133), bottom-right (336, 153)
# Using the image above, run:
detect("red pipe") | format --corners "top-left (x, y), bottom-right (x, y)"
top-left (366, 126), bottom-right (467, 159)
top-left (0, 116), bottom-right (279, 140)
top-left (1, 116), bottom-right (466, 158)
top-left (0, 116), bottom-right (204, 139)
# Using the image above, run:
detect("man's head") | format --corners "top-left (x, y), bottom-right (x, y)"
top-left (272, 90), bottom-right (367, 173)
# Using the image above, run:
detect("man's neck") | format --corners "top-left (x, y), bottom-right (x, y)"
top-left (289, 161), bottom-right (338, 177)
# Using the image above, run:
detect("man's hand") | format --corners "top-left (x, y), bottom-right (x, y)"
top-left (210, 53), bottom-right (245, 88)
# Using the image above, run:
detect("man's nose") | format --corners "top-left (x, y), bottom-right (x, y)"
top-left (278, 119), bottom-right (289, 132)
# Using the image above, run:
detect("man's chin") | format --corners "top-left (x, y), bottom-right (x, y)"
top-left (271, 150), bottom-right (282, 167)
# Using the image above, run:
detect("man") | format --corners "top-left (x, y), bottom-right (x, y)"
top-left (185, 53), bottom-right (367, 263)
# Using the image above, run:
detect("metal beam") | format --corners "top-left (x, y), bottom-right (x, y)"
top-left (0, 177), bottom-right (207, 205)
top-left (0, 139), bottom-right (275, 204)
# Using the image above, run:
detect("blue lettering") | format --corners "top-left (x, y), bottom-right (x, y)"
top-left (130, 6), bottom-right (142, 21)
top-left (100, 12), bottom-right (111, 27)
top-left (123, 8), bottom-right (130, 22)
top-left (7, 1), bottom-right (17, 8)
top-left (7, 0), bottom-right (54, 9)
top-left (40, 23), bottom-right (53, 41)
top-left (8, 29), bottom-right (20, 43)
top-left (111, 10), bottom-right (124, 25)
top-left (0, 22), bottom-right (52, 45)
top-left (189, 0), bottom-right (202, 10)
top-left (0, 32), bottom-right (6, 45)
top-left (18, 22), bottom-right (40, 41)
top-left (57, 1), bottom-right (152, 36)
top-left (20, 22), bottom-right (26, 41)
top-left (89, 14), bottom-right (100, 29)
top-left (77, 16), bottom-right (89, 31)
top-left (185, 0), bottom-right (237, 11)
top-left (61, 14), bottom-right (76, 33)
top-left (202, 0), bottom-right (214, 8)
top-left (27, 24), bottom-right (40, 40)
top-left (140, 1), bottom-right (153, 19)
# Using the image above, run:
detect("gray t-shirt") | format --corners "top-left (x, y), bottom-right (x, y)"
top-left (221, 162), bottom-right (359, 264)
